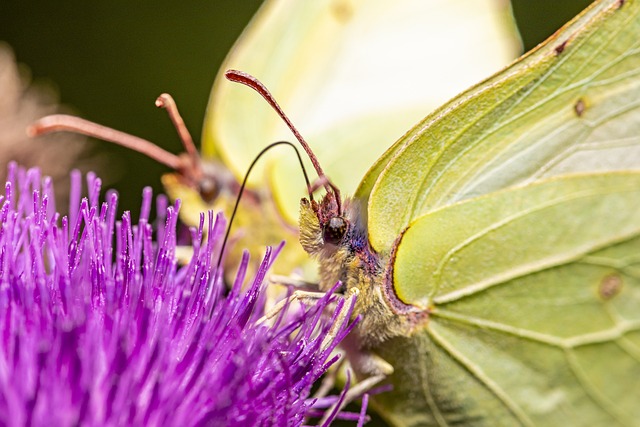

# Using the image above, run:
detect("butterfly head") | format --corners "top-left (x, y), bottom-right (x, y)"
top-left (299, 190), bottom-right (407, 347)
top-left (299, 190), bottom-right (380, 294)
top-left (300, 191), bottom-right (348, 254)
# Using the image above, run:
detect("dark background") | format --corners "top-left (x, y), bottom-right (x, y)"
top-left (0, 0), bottom-right (591, 216)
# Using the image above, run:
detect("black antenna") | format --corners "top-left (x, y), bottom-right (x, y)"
top-left (225, 69), bottom-right (342, 215)
top-left (216, 140), bottom-right (312, 271)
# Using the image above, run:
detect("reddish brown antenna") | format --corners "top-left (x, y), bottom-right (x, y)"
top-left (27, 95), bottom-right (208, 189)
top-left (155, 93), bottom-right (202, 179)
top-left (225, 69), bottom-right (342, 212)
top-left (27, 114), bottom-right (184, 170)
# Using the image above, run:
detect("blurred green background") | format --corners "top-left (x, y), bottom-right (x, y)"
top-left (0, 0), bottom-right (591, 216)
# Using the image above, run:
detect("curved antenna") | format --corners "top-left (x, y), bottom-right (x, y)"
top-left (27, 114), bottom-right (184, 170)
top-left (155, 94), bottom-right (202, 178)
top-left (28, 95), bottom-right (206, 189)
top-left (217, 140), bottom-right (312, 271)
top-left (224, 70), bottom-right (342, 214)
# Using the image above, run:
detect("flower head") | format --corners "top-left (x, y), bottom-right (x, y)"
top-left (0, 163), bottom-right (361, 426)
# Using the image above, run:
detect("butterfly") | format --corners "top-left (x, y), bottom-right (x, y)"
top-left (226, 0), bottom-right (640, 425)
top-left (164, 0), bottom-right (520, 278)
top-left (29, 1), bottom-right (519, 283)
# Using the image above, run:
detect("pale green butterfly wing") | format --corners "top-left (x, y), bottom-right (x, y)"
top-left (380, 173), bottom-right (640, 425)
top-left (166, 0), bottom-right (518, 280)
top-left (205, 0), bottom-right (521, 224)
top-left (357, 0), bottom-right (640, 424)
top-left (361, 0), bottom-right (640, 251)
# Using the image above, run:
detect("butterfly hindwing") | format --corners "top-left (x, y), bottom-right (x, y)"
top-left (376, 172), bottom-right (640, 425)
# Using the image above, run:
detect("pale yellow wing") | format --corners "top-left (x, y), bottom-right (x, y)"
top-left (205, 0), bottom-right (521, 224)
top-left (363, 0), bottom-right (640, 251)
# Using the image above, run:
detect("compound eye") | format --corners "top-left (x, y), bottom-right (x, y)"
top-left (198, 177), bottom-right (219, 203)
top-left (322, 216), bottom-right (348, 245)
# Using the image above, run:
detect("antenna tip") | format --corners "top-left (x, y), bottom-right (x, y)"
top-left (155, 93), bottom-right (173, 109)
top-left (225, 69), bottom-right (254, 85)
top-left (224, 69), bottom-right (241, 80)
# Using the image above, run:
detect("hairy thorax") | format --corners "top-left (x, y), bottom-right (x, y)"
top-left (299, 196), bottom-right (415, 347)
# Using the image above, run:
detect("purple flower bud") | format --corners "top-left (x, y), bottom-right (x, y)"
top-left (0, 163), bottom-right (363, 427)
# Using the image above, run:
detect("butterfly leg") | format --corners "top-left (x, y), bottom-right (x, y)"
top-left (269, 274), bottom-right (320, 292)
top-left (259, 286), bottom-right (389, 422)
top-left (317, 289), bottom-right (394, 424)
top-left (257, 289), bottom-right (327, 324)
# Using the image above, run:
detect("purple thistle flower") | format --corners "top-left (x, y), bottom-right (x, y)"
top-left (0, 163), bottom-right (362, 427)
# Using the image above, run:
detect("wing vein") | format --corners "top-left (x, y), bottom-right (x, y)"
top-left (431, 185), bottom-right (640, 302)
top-left (427, 325), bottom-right (535, 427)
top-left (405, 5), bottom-right (640, 221)
top-left (565, 348), bottom-right (633, 426)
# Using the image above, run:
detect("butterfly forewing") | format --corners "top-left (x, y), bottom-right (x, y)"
top-left (365, 0), bottom-right (640, 252)
top-left (207, 0), bottom-right (520, 224)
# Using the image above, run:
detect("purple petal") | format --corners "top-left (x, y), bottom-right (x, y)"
top-left (0, 166), bottom-right (361, 427)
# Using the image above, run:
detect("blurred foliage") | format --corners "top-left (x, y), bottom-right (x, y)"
top-left (0, 0), bottom-right (591, 217)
